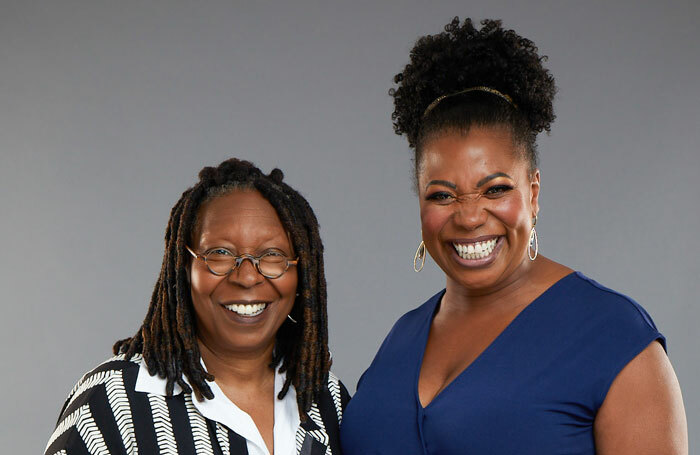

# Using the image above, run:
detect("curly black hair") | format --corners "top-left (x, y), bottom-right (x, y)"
top-left (114, 158), bottom-right (330, 420)
top-left (390, 18), bottom-right (556, 181)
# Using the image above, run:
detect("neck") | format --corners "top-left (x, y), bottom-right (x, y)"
top-left (197, 338), bottom-right (276, 387)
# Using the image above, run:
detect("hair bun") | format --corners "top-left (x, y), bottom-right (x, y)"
top-left (269, 168), bottom-right (284, 183)
top-left (390, 17), bottom-right (556, 149)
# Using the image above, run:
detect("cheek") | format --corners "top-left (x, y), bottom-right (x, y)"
top-left (420, 204), bottom-right (451, 239)
top-left (276, 271), bottom-right (298, 302)
top-left (489, 193), bottom-right (530, 228)
top-left (189, 267), bottom-right (218, 306)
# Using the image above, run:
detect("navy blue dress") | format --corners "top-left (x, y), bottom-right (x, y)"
top-left (340, 272), bottom-right (664, 455)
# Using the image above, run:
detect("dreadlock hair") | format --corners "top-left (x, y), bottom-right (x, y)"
top-left (113, 158), bottom-right (330, 419)
top-left (390, 17), bottom-right (557, 187)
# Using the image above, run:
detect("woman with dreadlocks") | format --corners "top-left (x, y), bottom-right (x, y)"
top-left (341, 18), bottom-right (687, 454)
top-left (45, 158), bottom-right (349, 455)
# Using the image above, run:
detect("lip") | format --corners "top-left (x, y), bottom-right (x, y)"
top-left (219, 300), bottom-right (272, 325)
top-left (449, 234), bottom-right (501, 244)
top-left (221, 299), bottom-right (270, 306)
top-left (448, 235), bottom-right (504, 268)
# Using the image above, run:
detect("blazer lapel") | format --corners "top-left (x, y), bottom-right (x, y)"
top-left (295, 403), bottom-right (329, 455)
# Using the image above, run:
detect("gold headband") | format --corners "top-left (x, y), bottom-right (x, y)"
top-left (422, 86), bottom-right (517, 118)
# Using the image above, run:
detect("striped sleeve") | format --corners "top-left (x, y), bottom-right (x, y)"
top-left (45, 355), bottom-right (142, 455)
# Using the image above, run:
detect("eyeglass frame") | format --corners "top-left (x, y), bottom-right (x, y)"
top-left (185, 245), bottom-right (299, 279)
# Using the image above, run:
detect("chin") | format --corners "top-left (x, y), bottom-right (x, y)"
top-left (453, 271), bottom-right (503, 292)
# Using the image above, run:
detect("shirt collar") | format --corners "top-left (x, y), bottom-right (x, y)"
top-left (134, 357), bottom-right (300, 455)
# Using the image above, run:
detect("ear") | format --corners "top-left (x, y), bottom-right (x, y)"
top-left (530, 169), bottom-right (541, 219)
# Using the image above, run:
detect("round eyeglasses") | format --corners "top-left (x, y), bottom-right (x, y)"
top-left (186, 246), bottom-right (298, 279)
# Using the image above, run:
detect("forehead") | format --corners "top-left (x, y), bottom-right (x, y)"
top-left (419, 127), bottom-right (527, 186)
top-left (194, 189), bottom-right (287, 241)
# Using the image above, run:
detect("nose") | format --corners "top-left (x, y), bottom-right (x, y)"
top-left (452, 196), bottom-right (488, 230)
top-left (227, 257), bottom-right (264, 288)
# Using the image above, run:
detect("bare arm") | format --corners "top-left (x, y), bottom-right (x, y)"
top-left (594, 341), bottom-right (687, 455)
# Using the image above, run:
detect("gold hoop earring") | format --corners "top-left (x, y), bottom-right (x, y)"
top-left (528, 216), bottom-right (538, 261)
top-left (414, 240), bottom-right (426, 272)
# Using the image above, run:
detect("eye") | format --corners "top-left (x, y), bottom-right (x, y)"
top-left (426, 191), bottom-right (455, 203)
top-left (484, 185), bottom-right (513, 197)
top-left (206, 248), bottom-right (233, 257)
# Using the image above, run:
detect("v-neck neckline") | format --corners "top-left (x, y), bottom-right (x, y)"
top-left (415, 271), bottom-right (578, 410)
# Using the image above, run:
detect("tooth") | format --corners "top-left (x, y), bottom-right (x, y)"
top-left (467, 244), bottom-right (475, 254)
top-left (475, 243), bottom-right (483, 253)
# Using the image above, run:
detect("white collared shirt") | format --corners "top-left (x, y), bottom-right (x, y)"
top-left (134, 358), bottom-right (300, 455)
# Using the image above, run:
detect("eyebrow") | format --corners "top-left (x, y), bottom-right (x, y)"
top-left (425, 173), bottom-right (513, 191)
top-left (476, 172), bottom-right (512, 187)
top-left (425, 180), bottom-right (457, 191)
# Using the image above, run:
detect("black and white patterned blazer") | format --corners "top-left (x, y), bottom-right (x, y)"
top-left (45, 354), bottom-right (350, 455)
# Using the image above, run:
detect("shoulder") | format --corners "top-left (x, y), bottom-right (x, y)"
top-left (366, 289), bottom-right (442, 361)
top-left (297, 371), bottom-right (350, 455)
top-left (559, 272), bottom-right (663, 344)
top-left (316, 371), bottom-right (351, 424)
top-left (327, 371), bottom-right (351, 409)
top-left (45, 354), bottom-right (143, 455)
top-left (60, 353), bottom-right (143, 415)
top-left (383, 289), bottom-right (443, 343)
top-left (350, 291), bottom-right (441, 392)
top-left (552, 273), bottom-right (667, 406)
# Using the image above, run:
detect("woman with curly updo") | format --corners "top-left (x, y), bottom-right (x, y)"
top-left (45, 158), bottom-right (348, 455)
top-left (341, 18), bottom-right (687, 454)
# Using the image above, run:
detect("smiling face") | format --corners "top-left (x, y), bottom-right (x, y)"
top-left (188, 189), bottom-right (298, 357)
top-left (418, 126), bottom-right (540, 294)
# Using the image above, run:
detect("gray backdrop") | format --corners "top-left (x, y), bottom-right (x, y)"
top-left (1, 0), bottom-right (698, 452)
